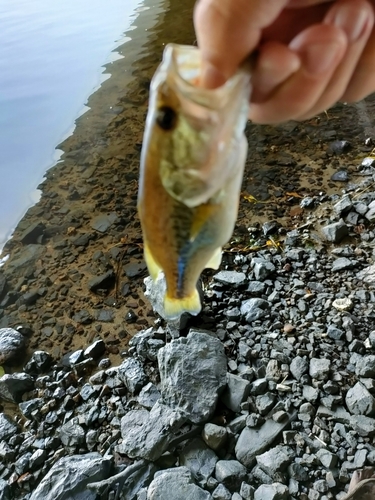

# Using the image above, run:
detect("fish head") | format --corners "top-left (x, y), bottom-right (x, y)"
top-left (142, 44), bottom-right (251, 207)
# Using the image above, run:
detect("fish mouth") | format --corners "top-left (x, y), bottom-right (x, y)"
top-left (152, 44), bottom-right (252, 207)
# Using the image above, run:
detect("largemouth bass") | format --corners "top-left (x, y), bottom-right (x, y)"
top-left (138, 44), bottom-right (251, 320)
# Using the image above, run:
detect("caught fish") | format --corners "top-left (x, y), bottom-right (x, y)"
top-left (138, 44), bottom-right (251, 320)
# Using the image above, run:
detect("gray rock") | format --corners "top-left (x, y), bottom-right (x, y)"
top-left (0, 479), bottom-right (10, 500)
top-left (221, 373), bottom-right (251, 413)
top-left (327, 325), bottom-right (345, 340)
top-left (119, 402), bottom-right (185, 461)
top-left (19, 397), bottom-right (44, 419)
top-left (355, 355), bottom-right (375, 377)
top-left (333, 195), bottom-right (352, 215)
top-left (309, 358), bottom-right (330, 380)
top-left (290, 356), bottom-right (309, 381)
top-left (332, 257), bottom-right (356, 272)
top-left (147, 467), bottom-right (211, 500)
top-left (255, 393), bottom-right (276, 415)
top-left (254, 483), bottom-right (289, 500)
top-left (256, 446), bottom-right (292, 478)
top-left (179, 438), bottom-right (218, 482)
top-left (90, 213), bottom-right (118, 233)
top-left (24, 350), bottom-right (52, 374)
top-left (316, 449), bottom-right (338, 469)
top-left (138, 383), bottom-right (161, 410)
top-left (235, 411), bottom-right (296, 468)
top-left (60, 420), bottom-right (85, 447)
top-left (29, 453), bottom-right (112, 500)
top-left (0, 328), bottom-right (25, 364)
top-left (331, 170), bottom-right (348, 182)
top-left (251, 259), bottom-right (276, 281)
top-left (158, 330), bottom-right (227, 424)
top-left (321, 219), bottom-right (348, 243)
top-left (202, 423), bottom-right (227, 452)
top-left (0, 413), bottom-right (18, 441)
top-left (215, 460), bottom-right (247, 491)
top-left (240, 298), bottom-right (270, 323)
top-left (240, 482), bottom-right (255, 500)
top-left (350, 415), bottom-right (375, 436)
top-left (212, 483), bottom-right (231, 500)
top-left (346, 382), bottom-right (375, 416)
top-left (87, 270), bottom-right (115, 293)
top-left (328, 140), bottom-right (351, 154)
top-left (0, 373), bottom-right (34, 403)
top-left (84, 340), bottom-right (105, 359)
top-left (118, 357), bottom-right (148, 394)
top-left (214, 271), bottom-right (246, 286)
top-left (357, 264), bottom-right (375, 284)
top-left (88, 459), bottom-right (157, 500)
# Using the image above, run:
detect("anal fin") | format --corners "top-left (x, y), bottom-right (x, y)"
top-left (144, 242), bottom-right (162, 281)
top-left (205, 247), bottom-right (222, 270)
top-left (163, 288), bottom-right (202, 320)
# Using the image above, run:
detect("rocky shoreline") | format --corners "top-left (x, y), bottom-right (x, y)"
top-left (2, 147), bottom-right (375, 498)
top-left (2, 1), bottom-right (375, 498)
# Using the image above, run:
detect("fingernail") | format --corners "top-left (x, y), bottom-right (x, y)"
top-left (200, 62), bottom-right (226, 89)
top-left (326, 3), bottom-right (369, 42)
top-left (303, 41), bottom-right (343, 75)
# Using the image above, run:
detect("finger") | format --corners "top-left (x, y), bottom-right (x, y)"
top-left (297, 0), bottom-right (374, 118)
top-left (249, 24), bottom-right (347, 124)
top-left (251, 42), bottom-right (301, 103)
top-left (341, 11), bottom-right (375, 101)
top-left (193, 0), bottom-right (290, 88)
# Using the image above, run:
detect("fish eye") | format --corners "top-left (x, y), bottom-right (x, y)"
top-left (156, 106), bottom-right (177, 131)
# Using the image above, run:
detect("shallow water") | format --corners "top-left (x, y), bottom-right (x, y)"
top-left (0, 0), bottom-right (144, 247)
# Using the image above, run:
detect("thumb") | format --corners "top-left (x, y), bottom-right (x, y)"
top-left (194, 0), bottom-right (290, 88)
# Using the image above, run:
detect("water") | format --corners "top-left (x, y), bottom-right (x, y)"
top-left (0, 0), bottom-right (142, 247)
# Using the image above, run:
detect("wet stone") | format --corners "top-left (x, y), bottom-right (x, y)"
top-left (0, 328), bottom-right (25, 364)
top-left (88, 270), bottom-right (115, 293)
top-left (19, 398), bottom-right (44, 419)
top-left (0, 479), bottom-right (10, 500)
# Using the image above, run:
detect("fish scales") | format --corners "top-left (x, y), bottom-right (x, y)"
top-left (138, 44), bottom-right (251, 320)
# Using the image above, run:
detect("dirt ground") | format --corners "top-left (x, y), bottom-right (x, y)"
top-left (1, 0), bottom-right (375, 378)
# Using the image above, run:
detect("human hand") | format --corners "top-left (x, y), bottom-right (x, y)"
top-left (194, 0), bottom-right (375, 123)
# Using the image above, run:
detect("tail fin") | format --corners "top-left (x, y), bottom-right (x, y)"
top-left (163, 288), bottom-right (202, 320)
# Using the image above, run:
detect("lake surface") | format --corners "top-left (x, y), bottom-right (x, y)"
top-left (0, 0), bottom-right (143, 248)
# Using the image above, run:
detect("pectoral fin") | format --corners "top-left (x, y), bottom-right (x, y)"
top-left (144, 242), bottom-right (162, 281)
top-left (164, 288), bottom-right (201, 320)
top-left (205, 247), bottom-right (222, 270)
